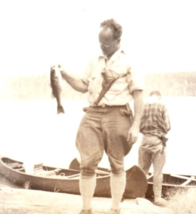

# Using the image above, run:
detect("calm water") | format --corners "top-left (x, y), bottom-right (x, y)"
top-left (0, 98), bottom-right (196, 175)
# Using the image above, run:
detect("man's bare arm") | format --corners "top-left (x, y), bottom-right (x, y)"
top-left (57, 65), bottom-right (88, 93)
top-left (132, 90), bottom-right (144, 127)
top-left (127, 90), bottom-right (143, 144)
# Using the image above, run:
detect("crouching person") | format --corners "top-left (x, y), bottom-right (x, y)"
top-left (139, 91), bottom-right (171, 206)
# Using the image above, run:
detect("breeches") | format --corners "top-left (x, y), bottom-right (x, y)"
top-left (138, 135), bottom-right (166, 190)
top-left (76, 105), bottom-right (133, 177)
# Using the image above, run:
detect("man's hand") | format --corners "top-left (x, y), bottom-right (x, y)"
top-left (127, 124), bottom-right (140, 144)
top-left (127, 90), bottom-right (143, 144)
top-left (50, 64), bottom-right (88, 93)
top-left (58, 64), bottom-right (65, 74)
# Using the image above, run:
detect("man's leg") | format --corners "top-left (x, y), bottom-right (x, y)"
top-left (152, 143), bottom-right (166, 206)
top-left (138, 136), bottom-right (152, 176)
top-left (110, 172), bottom-right (126, 211)
top-left (76, 111), bottom-right (104, 213)
top-left (79, 174), bottom-right (96, 211)
top-left (103, 106), bottom-right (133, 213)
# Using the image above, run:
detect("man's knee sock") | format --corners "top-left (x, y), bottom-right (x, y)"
top-left (153, 174), bottom-right (163, 200)
top-left (79, 174), bottom-right (96, 210)
top-left (153, 186), bottom-right (162, 200)
top-left (110, 172), bottom-right (126, 210)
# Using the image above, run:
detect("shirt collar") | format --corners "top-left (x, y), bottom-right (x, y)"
top-left (99, 48), bottom-right (125, 61)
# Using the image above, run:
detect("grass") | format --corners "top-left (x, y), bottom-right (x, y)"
top-left (143, 71), bottom-right (196, 97)
top-left (166, 188), bottom-right (196, 214)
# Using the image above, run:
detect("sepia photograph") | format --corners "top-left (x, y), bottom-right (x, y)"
top-left (0, 0), bottom-right (196, 213)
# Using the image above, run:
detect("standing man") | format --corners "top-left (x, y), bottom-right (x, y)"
top-left (54, 19), bottom-right (144, 214)
top-left (139, 91), bottom-right (171, 206)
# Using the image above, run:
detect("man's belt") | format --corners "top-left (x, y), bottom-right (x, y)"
top-left (85, 104), bottom-right (133, 117)
top-left (91, 104), bottom-right (126, 108)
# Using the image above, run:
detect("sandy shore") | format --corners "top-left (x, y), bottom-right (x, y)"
top-left (0, 172), bottom-right (173, 214)
top-left (0, 187), bottom-right (173, 214)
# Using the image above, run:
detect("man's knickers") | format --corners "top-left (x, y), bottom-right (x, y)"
top-left (76, 105), bottom-right (133, 177)
top-left (138, 135), bottom-right (166, 191)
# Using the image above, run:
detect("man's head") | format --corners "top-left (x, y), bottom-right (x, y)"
top-left (99, 19), bottom-right (122, 59)
top-left (149, 90), bottom-right (162, 103)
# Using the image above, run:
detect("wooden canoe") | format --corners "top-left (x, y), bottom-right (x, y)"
top-left (146, 173), bottom-right (196, 199)
top-left (69, 158), bottom-right (196, 199)
top-left (0, 156), bottom-right (147, 199)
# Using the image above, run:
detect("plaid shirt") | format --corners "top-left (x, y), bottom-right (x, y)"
top-left (140, 101), bottom-right (171, 138)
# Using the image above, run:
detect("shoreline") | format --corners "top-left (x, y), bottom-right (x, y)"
top-left (0, 186), bottom-right (173, 214)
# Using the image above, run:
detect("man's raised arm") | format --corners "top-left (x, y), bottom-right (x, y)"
top-left (52, 65), bottom-right (89, 93)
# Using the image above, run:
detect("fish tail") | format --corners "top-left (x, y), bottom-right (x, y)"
top-left (57, 105), bottom-right (65, 114)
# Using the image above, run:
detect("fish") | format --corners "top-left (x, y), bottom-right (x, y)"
top-left (50, 65), bottom-right (65, 114)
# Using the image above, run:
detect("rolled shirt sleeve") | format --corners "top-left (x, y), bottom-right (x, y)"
top-left (80, 59), bottom-right (93, 85)
top-left (127, 66), bottom-right (145, 94)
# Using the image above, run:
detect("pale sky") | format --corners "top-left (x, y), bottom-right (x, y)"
top-left (0, 0), bottom-right (196, 77)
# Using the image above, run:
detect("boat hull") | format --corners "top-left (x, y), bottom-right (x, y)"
top-left (146, 174), bottom-right (196, 199)
top-left (0, 156), bottom-right (147, 199)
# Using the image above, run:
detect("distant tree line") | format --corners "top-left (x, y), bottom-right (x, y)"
top-left (143, 72), bottom-right (196, 97)
top-left (0, 71), bottom-right (196, 101)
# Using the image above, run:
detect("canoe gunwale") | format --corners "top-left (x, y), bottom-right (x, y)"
top-left (148, 181), bottom-right (196, 188)
top-left (0, 161), bottom-right (81, 181)
top-left (147, 172), bottom-right (196, 188)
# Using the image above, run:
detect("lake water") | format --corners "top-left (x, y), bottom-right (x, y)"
top-left (0, 98), bottom-right (196, 175)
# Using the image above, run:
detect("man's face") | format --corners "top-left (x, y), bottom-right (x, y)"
top-left (149, 95), bottom-right (161, 103)
top-left (99, 27), bottom-right (120, 58)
